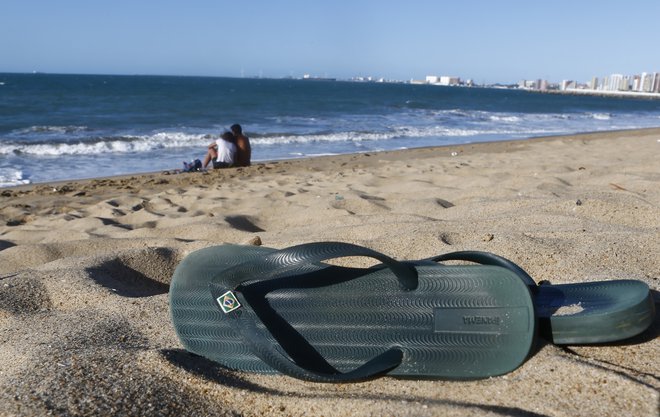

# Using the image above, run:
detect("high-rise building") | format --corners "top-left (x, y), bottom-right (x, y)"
top-left (439, 76), bottom-right (460, 86)
top-left (561, 80), bottom-right (576, 90)
top-left (640, 72), bottom-right (654, 92)
top-left (608, 74), bottom-right (629, 91)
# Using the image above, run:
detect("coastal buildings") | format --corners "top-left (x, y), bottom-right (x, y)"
top-left (419, 75), bottom-right (462, 86)
top-left (521, 79), bottom-right (552, 90)
top-left (559, 72), bottom-right (660, 94)
top-left (343, 70), bottom-right (660, 98)
top-left (516, 71), bottom-right (660, 98)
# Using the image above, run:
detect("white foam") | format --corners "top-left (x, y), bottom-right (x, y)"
top-left (489, 115), bottom-right (522, 122)
top-left (252, 131), bottom-right (390, 145)
top-left (0, 122), bottom-right (559, 158)
top-left (251, 126), bottom-right (492, 147)
top-left (14, 125), bottom-right (90, 135)
top-left (590, 113), bottom-right (611, 120)
top-left (289, 152), bottom-right (339, 158)
top-left (0, 132), bottom-right (210, 156)
top-left (0, 169), bottom-right (30, 187)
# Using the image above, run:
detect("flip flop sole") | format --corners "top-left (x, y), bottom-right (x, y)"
top-left (170, 245), bottom-right (536, 379)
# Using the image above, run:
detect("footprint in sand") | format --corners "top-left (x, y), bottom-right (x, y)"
top-left (85, 247), bottom-right (180, 297)
top-left (224, 215), bottom-right (265, 233)
top-left (328, 192), bottom-right (393, 215)
top-left (435, 198), bottom-right (455, 209)
top-left (438, 232), bottom-right (461, 246)
top-left (0, 240), bottom-right (17, 251)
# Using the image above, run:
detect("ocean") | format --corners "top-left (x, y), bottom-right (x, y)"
top-left (2, 72), bottom-right (660, 188)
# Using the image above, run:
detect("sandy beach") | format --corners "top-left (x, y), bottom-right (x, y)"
top-left (1, 128), bottom-right (658, 416)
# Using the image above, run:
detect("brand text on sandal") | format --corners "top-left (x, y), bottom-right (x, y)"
top-left (462, 316), bottom-right (501, 325)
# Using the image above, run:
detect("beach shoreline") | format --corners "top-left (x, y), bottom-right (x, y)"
top-left (1, 128), bottom-right (658, 416)
top-left (4, 126), bottom-right (660, 194)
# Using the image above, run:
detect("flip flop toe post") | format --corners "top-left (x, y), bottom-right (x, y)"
top-left (170, 243), bottom-right (537, 382)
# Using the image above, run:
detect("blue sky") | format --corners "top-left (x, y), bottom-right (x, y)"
top-left (2, 0), bottom-right (659, 84)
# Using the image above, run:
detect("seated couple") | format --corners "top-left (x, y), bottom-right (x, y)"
top-left (203, 124), bottom-right (252, 169)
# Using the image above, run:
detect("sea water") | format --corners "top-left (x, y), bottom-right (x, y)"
top-left (2, 73), bottom-right (660, 187)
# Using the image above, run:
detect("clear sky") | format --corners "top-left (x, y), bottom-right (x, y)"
top-left (2, 0), bottom-right (659, 84)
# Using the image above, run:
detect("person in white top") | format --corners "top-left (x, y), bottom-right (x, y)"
top-left (202, 132), bottom-right (237, 169)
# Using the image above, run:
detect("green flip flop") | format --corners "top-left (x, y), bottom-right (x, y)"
top-left (428, 251), bottom-right (655, 344)
top-left (169, 242), bottom-right (537, 382)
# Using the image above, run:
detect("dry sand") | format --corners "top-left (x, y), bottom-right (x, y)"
top-left (0, 128), bottom-right (658, 416)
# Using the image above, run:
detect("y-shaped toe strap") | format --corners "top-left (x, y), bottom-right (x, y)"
top-left (208, 242), bottom-right (417, 382)
top-left (426, 251), bottom-right (537, 288)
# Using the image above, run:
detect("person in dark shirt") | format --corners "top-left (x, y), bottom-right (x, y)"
top-left (230, 124), bottom-right (251, 167)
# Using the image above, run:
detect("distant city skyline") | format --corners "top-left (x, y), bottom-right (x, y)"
top-left (2, 1), bottom-right (660, 84)
top-left (416, 69), bottom-right (660, 98)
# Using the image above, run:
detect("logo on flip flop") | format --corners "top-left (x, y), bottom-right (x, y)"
top-left (217, 291), bottom-right (241, 314)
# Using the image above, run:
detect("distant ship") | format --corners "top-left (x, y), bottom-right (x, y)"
top-left (302, 74), bottom-right (336, 81)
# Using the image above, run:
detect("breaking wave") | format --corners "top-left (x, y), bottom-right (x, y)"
top-left (0, 123), bottom-right (554, 157)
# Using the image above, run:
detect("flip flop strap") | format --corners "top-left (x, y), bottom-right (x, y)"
top-left (208, 241), bottom-right (416, 382)
top-left (214, 241), bottom-right (418, 290)
top-left (427, 251), bottom-right (536, 287)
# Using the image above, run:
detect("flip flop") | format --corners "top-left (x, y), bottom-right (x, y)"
top-left (428, 251), bottom-right (655, 344)
top-left (169, 242), bottom-right (537, 382)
